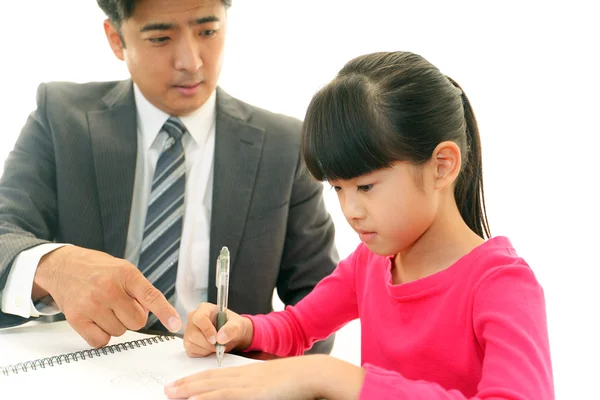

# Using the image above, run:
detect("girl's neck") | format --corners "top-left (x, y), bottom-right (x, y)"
top-left (392, 201), bottom-right (485, 285)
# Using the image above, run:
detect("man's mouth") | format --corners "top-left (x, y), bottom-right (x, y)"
top-left (173, 82), bottom-right (203, 95)
top-left (174, 82), bottom-right (201, 88)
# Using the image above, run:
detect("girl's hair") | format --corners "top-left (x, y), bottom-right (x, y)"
top-left (302, 51), bottom-right (490, 239)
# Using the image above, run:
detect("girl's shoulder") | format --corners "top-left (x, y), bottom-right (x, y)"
top-left (469, 236), bottom-right (531, 273)
top-left (468, 236), bottom-right (543, 296)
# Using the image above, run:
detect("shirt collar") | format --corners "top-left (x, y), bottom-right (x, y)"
top-left (133, 83), bottom-right (217, 150)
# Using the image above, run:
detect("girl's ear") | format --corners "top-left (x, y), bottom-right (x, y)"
top-left (432, 141), bottom-right (462, 190)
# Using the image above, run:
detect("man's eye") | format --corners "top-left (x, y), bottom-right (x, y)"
top-left (148, 37), bottom-right (170, 44)
top-left (200, 30), bottom-right (216, 37)
top-left (358, 184), bottom-right (373, 192)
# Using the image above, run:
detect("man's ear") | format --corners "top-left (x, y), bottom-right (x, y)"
top-left (103, 19), bottom-right (125, 61)
top-left (432, 141), bottom-right (462, 190)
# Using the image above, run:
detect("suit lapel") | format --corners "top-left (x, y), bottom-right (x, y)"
top-left (208, 88), bottom-right (265, 301)
top-left (88, 80), bottom-right (137, 258)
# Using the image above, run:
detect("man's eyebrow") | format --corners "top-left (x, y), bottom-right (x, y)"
top-left (139, 16), bottom-right (220, 33)
top-left (192, 15), bottom-right (220, 25)
top-left (140, 22), bottom-right (176, 33)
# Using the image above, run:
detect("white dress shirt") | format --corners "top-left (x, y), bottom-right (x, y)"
top-left (1, 84), bottom-right (216, 332)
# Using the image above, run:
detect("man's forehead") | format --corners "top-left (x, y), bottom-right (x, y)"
top-left (132, 0), bottom-right (223, 20)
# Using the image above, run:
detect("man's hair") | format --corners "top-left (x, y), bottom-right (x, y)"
top-left (97, 0), bottom-right (232, 29)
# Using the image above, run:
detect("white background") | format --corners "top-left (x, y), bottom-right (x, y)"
top-left (1, 1), bottom-right (598, 398)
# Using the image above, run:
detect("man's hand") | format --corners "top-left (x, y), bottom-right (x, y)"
top-left (33, 246), bottom-right (182, 348)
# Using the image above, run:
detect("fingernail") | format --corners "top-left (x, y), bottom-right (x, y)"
top-left (168, 317), bottom-right (181, 332)
top-left (217, 332), bottom-right (229, 343)
top-left (208, 336), bottom-right (217, 345)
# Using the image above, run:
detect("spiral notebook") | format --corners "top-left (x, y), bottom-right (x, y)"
top-left (0, 320), bottom-right (258, 399)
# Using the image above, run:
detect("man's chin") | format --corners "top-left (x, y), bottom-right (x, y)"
top-left (164, 94), bottom-right (211, 116)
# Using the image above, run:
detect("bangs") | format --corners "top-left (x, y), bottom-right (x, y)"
top-left (302, 75), bottom-right (394, 182)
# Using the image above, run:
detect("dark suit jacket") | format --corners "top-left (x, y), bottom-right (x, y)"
top-left (0, 80), bottom-right (338, 352)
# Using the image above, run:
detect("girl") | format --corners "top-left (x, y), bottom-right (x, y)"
top-left (165, 51), bottom-right (554, 399)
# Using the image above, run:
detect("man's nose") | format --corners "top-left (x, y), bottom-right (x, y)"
top-left (174, 36), bottom-right (203, 73)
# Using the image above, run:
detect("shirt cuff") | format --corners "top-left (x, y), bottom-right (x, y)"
top-left (240, 314), bottom-right (263, 352)
top-left (1, 243), bottom-right (70, 318)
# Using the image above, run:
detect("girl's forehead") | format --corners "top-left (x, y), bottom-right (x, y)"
top-left (327, 170), bottom-right (378, 185)
top-left (327, 162), bottom-right (414, 184)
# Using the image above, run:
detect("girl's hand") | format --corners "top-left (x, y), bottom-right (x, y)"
top-left (164, 355), bottom-right (365, 400)
top-left (164, 356), bottom-right (323, 400)
top-left (183, 302), bottom-right (254, 358)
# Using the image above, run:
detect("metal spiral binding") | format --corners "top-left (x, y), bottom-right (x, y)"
top-left (0, 335), bottom-right (176, 377)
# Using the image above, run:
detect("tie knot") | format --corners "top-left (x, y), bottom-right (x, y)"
top-left (162, 117), bottom-right (186, 141)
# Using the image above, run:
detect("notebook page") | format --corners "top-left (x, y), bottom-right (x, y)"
top-left (1, 321), bottom-right (259, 400)
top-left (0, 320), bottom-right (154, 366)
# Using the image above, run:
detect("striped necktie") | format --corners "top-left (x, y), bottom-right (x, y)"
top-left (139, 117), bottom-right (186, 330)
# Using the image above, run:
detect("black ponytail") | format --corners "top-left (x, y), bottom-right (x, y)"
top-left (446, 77), bottom-right (490, 239)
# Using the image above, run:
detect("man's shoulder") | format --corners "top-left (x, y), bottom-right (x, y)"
top-left (216, 88), bottom-right (303, 138)
top-left (38, 80), bottom-right (131, 111)
top-left (244, 101), bottom-right (303, 135)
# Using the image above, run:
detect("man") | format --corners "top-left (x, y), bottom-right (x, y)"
top-left (0, 0), bottom-right (337, 354)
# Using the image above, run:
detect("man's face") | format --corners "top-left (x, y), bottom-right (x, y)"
top-left (105, 0), bottom-right (227, 116)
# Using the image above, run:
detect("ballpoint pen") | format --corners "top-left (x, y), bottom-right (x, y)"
top-left (215, 246), bottom-right (230, 367)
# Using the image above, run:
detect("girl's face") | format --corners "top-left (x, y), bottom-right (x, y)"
top-left (330, 162), bottom-right (438, 256)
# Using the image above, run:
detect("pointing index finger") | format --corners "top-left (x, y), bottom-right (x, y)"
top-left (125, 271), bottom-right (181, 332)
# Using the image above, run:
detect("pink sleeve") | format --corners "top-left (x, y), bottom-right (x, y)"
top-left (243, 247), bottom-right (362, 357)
top-left (359, 264), bottom-right (554, 400)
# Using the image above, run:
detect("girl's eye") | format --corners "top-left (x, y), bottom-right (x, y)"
top-left (332, 186), bottom-right (341, 192)
top-left (358, 184), bottom-right (373, 192)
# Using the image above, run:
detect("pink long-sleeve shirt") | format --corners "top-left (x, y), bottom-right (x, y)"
top-left (246, 236), bottom-right (554, 399)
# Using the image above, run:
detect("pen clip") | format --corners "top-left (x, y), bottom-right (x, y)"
top-left (216, 246), bottom-right (230, 311)
top-left (216, 246), bottom-right (230, 288)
